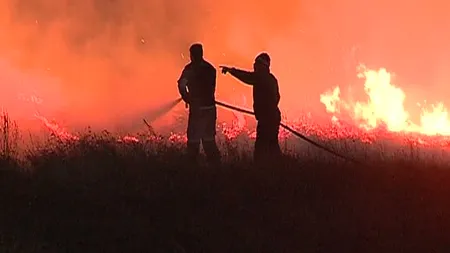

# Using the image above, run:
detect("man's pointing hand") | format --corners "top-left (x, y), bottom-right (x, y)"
top-left (219, 66), bottom-right (231, 74)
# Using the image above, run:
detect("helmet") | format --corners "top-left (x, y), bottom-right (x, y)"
top-left (255, 53), bottom-right (270, 67)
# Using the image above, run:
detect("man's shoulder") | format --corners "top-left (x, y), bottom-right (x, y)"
top-left (183, 62), bottom-right (193, 70)
top-left (269, 73), bottom-right (278, 83)
top-left (184, 61), bottom-right (215, 70)
top-left (202, 60), bottom-right (216, 71)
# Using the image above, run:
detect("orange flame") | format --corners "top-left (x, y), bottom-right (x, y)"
top-left (320, 64), bottom-right (450, 136)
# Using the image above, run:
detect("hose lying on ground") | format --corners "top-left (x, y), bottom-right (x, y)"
top-left (143, 98), bottom-right (362, 165)
top-left (214, 100), bottom-right (362, 165)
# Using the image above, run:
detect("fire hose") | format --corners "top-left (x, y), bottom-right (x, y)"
top-left (214, 100), bottom-right (362, 164)
top-left (144, 98), bottom-right (362, 165)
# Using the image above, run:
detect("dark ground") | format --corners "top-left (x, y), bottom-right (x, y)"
top-left (0, 136), bottom-right (450, 253)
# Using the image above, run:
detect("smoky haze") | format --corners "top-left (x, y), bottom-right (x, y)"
top-left (0, 0), bottom-right (449, 133)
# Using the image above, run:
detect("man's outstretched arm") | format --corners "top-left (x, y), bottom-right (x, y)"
top-left (220, 66), bottom-right (256, 85)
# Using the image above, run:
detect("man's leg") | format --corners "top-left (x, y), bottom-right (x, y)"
top-left (268, 118), bottom-right (282, 159)
top-left (187, 140), bottom-right (201, 165)
top-left (186, 112), bottom-right (201, 165)
top-left (202, 139), bottom-right (221, 167)
top-left (202, 107), bottom-right (221, 167)
top-left (255, 119), bottom-right (282, 168)
top-left (254, 121), bottom-right (269, 167)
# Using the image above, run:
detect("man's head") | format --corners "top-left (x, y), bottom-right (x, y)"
top-left (189, 43), bottom-right (203, 63)
top-left (253, 52), bottom-right (270, 73)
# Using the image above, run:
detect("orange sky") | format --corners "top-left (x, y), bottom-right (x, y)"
top-left (0, 0), bottom-right (449, 132)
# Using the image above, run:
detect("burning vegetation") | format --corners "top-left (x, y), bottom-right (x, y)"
top-left (9, 63), bottom-right (450, 163)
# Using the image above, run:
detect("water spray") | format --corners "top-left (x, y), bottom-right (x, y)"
top-left (141, 97), bottom-right (183, 135)
top-left (144, 98), bottom-right (183, 123)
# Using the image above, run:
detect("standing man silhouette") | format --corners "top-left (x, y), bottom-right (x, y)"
top-left (220, 53), bottom-right (282, 166)
top-left (177, 43), bottom-right (221, 166)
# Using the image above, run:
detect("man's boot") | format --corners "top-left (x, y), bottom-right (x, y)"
top-left (186, 141), bottom-right (200, 166)
top-left (202, 140), bottom-right (221, 168)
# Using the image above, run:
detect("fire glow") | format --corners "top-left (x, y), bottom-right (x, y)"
top-left (4, 64), bottom-right (450, 150)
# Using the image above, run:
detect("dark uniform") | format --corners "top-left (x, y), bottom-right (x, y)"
top-left (220, 53), bottom-right (282, 165)
top-left (177, 44), bottom-right (221, 166)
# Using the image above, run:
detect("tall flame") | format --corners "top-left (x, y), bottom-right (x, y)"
top-left (320, 64), bottom-right (450, 136)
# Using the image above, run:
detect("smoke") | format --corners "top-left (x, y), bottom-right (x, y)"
top-left (0, 0), bottom-right (301, 132)
top-left (0, 0), bottom-right (449, 134)
top-left (0, 0), bottom-right (212, 129)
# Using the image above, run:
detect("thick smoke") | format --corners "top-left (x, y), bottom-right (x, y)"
top-left (0, 0), bottom-right (302, 132)
top-left (0, 0), bottom-right (449, 133)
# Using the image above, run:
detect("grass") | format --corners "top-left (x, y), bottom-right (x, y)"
top-left (0, 113), bottom-right (450, 252)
